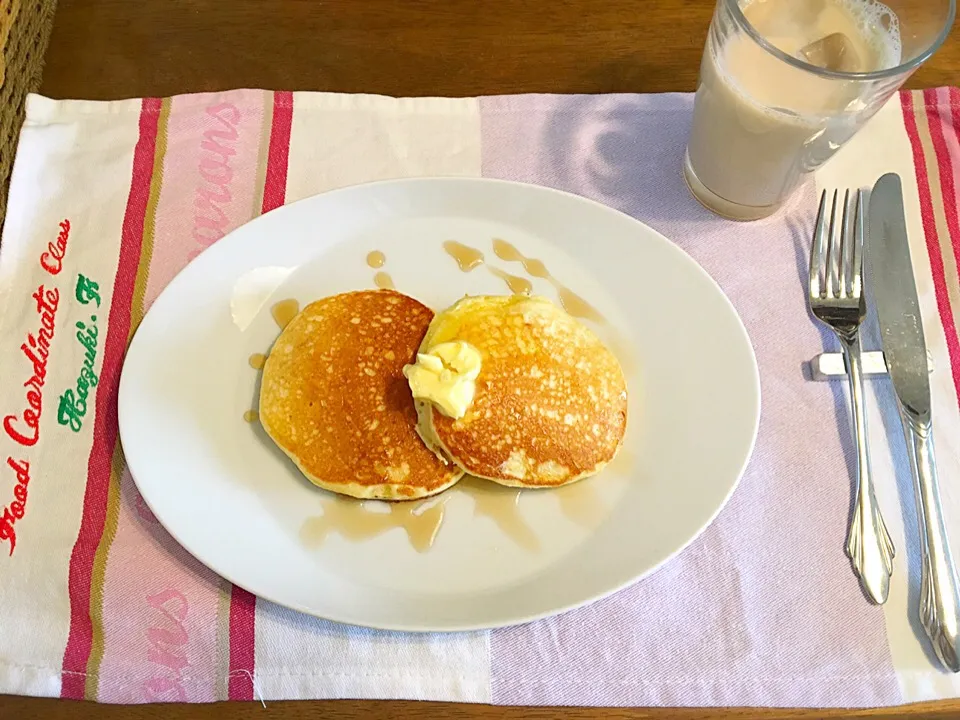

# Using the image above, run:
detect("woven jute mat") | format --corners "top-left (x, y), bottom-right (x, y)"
top-left (0, 0), bottom-right (58, 229)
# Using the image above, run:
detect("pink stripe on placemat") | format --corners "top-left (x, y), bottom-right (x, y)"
top-left (226, 590), bottom-right (256, 700)
top-left (260, 91), bottom-right (293, 215)
top-left (924, 87), bottom-right (960, 412)
top-left (901, 91), bottom-right (960, 407)
top-left (60, 97), bottom-right (163, 700)
top-left (925, 88), bottom-right (960, 270)
top-left (226, 89), bottom-right (292, 701)
top-left (946, 88), bottom-right (960, 235)
top-left (94, 92), bottom-right (270, 703)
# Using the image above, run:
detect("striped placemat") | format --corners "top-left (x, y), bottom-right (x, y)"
top-left (0, 88), bottom-right (959, 706)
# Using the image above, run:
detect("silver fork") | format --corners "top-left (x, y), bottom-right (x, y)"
top-left (809, 188), bottom-right (895, 604)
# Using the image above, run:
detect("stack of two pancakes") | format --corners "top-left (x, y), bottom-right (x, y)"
top-left (259, 289), bottom-right (627, 500)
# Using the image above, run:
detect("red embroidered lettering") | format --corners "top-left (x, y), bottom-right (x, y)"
top-left (27, 331), bottom-right (50, 359)
top-left (0, 508), bottom-right (16, 555)
top-left (5, 285), bottom-right (60, 447)
top-left (3, 415), bottom-right (38, 447)
top-left (40, 219), bottom-right (70, 276)
top-left (22, 344), bottom-right (47, 383)
top-left (1, 458), bottom-right (30, 555)
top-left (23, 409), bottom-right (39, 430)
top-left (7, 457), bottom-right (29, 483)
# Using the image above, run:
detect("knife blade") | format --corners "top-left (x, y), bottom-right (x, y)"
top-left (869, 172), bottom-right (960, 672)
top-left (870, 173), bottom-right (931, 421)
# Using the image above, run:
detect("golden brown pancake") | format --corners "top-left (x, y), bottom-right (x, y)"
top-left (415, 295), bottom-right (627, 487)
top-left (259, 289), bottom-right (463, 500)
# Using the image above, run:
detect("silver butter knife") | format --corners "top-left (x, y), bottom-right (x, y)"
top-left (870, 172), bottom-right (960, 672)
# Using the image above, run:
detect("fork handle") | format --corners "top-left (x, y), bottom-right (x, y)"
top-left (902, 413), bottom-right (960, 671)
top-left (841, 334), bottom-right (895, 604)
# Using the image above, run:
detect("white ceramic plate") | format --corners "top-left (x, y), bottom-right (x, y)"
top-left (118, 178), bottom-right (760, 631)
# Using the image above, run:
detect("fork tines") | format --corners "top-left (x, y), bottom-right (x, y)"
top-left (809, 189), bottom-right (865, 307)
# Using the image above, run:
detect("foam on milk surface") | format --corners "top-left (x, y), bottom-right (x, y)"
top-left (837, 0), bottom-right (901, 63)
top-left (716, 0), bottom-right (902, 117)
top-left (743, 0), bottom-right (902, 72)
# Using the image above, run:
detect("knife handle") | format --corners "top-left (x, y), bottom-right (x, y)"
top-left (905, 414), bottom-right (960, 672)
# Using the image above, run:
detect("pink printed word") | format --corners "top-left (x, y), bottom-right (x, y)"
top-left (192, 103), bottom-right (240, 254)
top-left (135, 492), bottom-right (159, 525)
top-left (142, 588), bottom-right (190, 702)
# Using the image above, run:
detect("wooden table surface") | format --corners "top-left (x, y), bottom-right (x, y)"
top-left (39, 0), bottom-right (960, 99)
top-left (16, 0), bottom-right (960, 718)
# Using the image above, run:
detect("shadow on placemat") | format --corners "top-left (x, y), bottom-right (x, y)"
top-left (0, 0), bottom-right (58, 235)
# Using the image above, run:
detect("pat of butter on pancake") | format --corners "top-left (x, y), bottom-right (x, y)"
top-left (403, 341), bottom-right (481, 419)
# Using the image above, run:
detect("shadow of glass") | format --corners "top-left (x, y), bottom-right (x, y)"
top-left (540, 94), bottom-right (716, 228)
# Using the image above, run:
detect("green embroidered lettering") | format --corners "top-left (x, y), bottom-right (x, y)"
top-left (57, 390), bottom-right (84, 432)
top-left (75, 274), bottom-right (101, 307)
top-left (57, 294), bottom-right (100, 434)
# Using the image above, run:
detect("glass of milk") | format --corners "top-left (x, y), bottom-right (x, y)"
top-left (684, 0), bottom-right (955, 220)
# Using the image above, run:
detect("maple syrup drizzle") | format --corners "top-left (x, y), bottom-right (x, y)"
top-left (554, 447), bottom-right (634, 525)
top-left (298, 474), bottom-right (567, 553)
top-left (492, 238), bottom-right (604, 323)
top-left (557, 288), bottom-right (604, 323)
top-left (603, 332), bottom-right (637, 379)
top-left (301, 496), bottom-right (448, 553)
top-left (245, 304), bottom-right (298, 423)
top-left (271, 299), bottom-right (300, 329)
top-left (488, 267), bottom-right (533, 296)
top-left (443, 241), bottom-right (485, 272)
top-left (252, 299), bottom-right (298, 423)
top-left (459, 476), bottom-right (539, 551)
top-left (554, 478), bottom-right (607, 528)
top-left (442, 240), bottom-right (532, 295)
top-left (374, 271), bottom-right (395, 290)
top-left (366, 250), bottom-right (386, 269)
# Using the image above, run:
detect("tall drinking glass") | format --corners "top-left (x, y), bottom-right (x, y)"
top-left (684, 0), bottom-right (955, 220)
